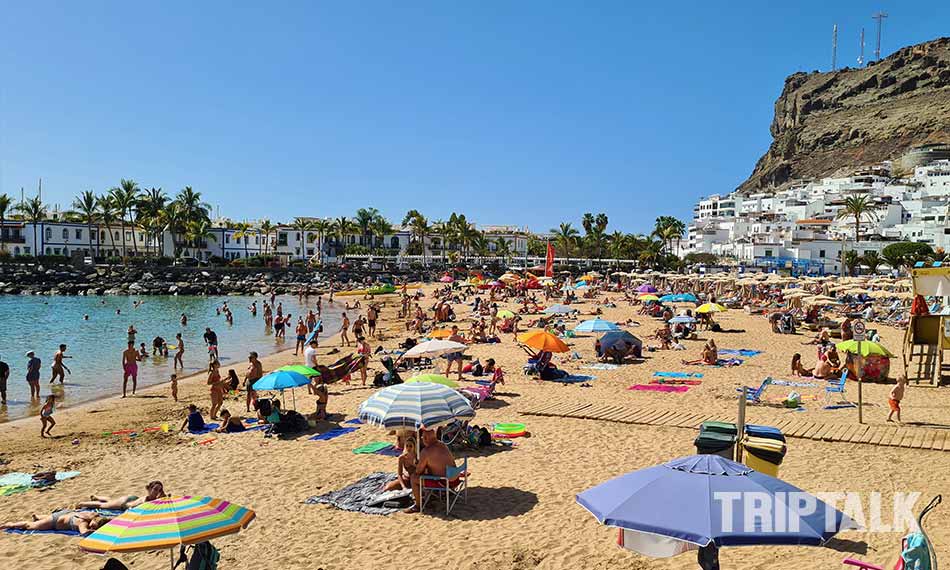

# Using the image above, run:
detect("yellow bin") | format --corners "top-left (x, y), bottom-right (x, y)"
top-left (742, 436), bottom-right (786, 477)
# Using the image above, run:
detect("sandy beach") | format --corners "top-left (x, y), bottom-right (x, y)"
top-left (1, 285), bottom-right (948, 570)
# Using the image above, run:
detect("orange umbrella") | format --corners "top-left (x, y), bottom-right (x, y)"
top-left (428, 329), bottom-right (453, 339)
top-left (517, 330), bottom-right (570, 353)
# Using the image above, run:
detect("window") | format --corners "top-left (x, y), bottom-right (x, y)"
top-left (45, 247), bottom-right (51, 255)
top-left (14, 247), bottom-right (20, 255)
top-left (46, 228), bottom-right (52, 240)
top-left (62, 229), bottom-right (68, 239)
top-left (125, 232), bottom-right (132, 241)
top-left (819, 249), bottom-right (826, 257)
top-left (225, 234), bottom-right (230, 244)
top-left (24, 247), bottom-right (30, 254)
top-left (100, 231), bottom-right (106, 241)
top-left (391, 237), bottom-right (399, 249)
top-left (764, 249), bottom-right (773, 258)
top-left (75, 229), bottom-right (82, 239)
top-left (114, 232), bottom-right (120, 241)
top-left (278, 233), bottom-right (288, 247)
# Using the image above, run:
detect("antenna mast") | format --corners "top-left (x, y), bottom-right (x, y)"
top-left (832, 24), bottom-right (838, 71)
top-left (872, 11), bottom-right (888, 61)
top-left (858, 28), bottom-right (865, 66)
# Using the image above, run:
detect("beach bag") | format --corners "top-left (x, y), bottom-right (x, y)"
top-left (175, 542), bottom-right (220, 570)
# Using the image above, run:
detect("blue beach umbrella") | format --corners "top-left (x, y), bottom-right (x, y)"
top-left (576, 455), bottom-right (852, 557)
top-left (660, 293), bottom-right (698, 303)
top-left (574, 318), bottom-right (621, 333)
top-left (252, 370), bottom-right (311, 410)
top-left (669, 315), bottom-right (698, 324)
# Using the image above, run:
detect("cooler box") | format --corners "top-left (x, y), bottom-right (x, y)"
top-left (743, 436), bottom-right (787, 477)
top-left (695, 421), bottom-right (737, 459)
top-left (744, 424), bottom-right (786, 443)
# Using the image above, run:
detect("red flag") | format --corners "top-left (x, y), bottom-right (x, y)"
top-left (545, 241), bottom-right (555, 277)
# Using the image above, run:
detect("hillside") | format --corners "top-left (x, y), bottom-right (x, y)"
top-left (738, 36), bottom-right (950, 193)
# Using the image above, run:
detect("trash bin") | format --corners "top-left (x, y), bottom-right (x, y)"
top-left (743, 436), bottom-right (787, 477)
top-left (744, 424), bottom-right (786, 443)
top-left (695, 421), bottom-right (738, 459)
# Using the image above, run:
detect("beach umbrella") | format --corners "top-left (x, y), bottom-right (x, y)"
top-left (804, 295), bottom-right (840, 305)
top-left (543, 304), bottom-right (575, 314)
top-left (835, 339), bottom-right (894, 358)
top-left (637, 284), bottom-right (658, 293)
top-left (80, 496), bottom-right (255, 569)
top-left (277, 365), bottom-right (320, 377)
top-left (517, 330), bottom-right (570, 353)
top-left (639, 294), bottom-right (660, 302)
top-left (439, 275), bottom-right (454, 283)
top-left (660, 293), bottom-right (698, 303)
top-left (598, 331), bottom-right (642, 356)
top-left (357, 381), bottom-right (475, 430)
top-left (576, 455), bottom-right (851, 559)
top-left (496, 309), bottom-right (516, 319)
top-left (574, 318), bottom-right (621, 333)
top-left (401, 339), bottom-right (467, 360)
top-left (668, 315), bottom-right (697, 324)
top-left (406, 373), bottom-right (459, 388)
top-left (696, 303), bottom-right (727, 314)
top-left (253, 370), bottom-right (311, 410)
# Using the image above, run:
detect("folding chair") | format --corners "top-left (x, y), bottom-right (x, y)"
top-left (420, 457), bottom-right (469, 515)
top-left (825, 369), bottom-right (849, 404)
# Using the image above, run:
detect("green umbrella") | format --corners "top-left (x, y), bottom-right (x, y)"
top-left (835, 340), bottom-right (894, 358)
top-left (278, 365), bottom-right (321, 377)
top-left (406, 374), bottom-right (459, 388)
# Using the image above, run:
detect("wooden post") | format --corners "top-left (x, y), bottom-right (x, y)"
top-left (736, 386), bottom-right (747, 462)
top-left (857, 348), bottom-right (864, 424)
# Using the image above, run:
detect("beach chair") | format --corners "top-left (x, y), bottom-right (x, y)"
top-left (420, 457), bottom-right (469, 515)
top-left (736, 377), bottom-right (772, 403)
top-left (824, 369), bottom-right (849, 404)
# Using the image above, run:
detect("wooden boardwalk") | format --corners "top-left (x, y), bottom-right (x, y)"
top-left (519, 402), bottom-right (950, 452)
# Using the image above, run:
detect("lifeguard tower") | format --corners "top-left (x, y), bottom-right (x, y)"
top-left (903, 265), bottom-right (950, 385)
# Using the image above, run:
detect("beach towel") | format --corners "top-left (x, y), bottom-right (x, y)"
top-left (719, 349), bottom-right (762, 357)
top-left (770, 379), bottom-right (818, 388)
top-left (654, 372), bottom-right (703, 378)
top-left (374, 446), bottom-right (402, 457)
top-left (582, 363), bottom-right (619, 370)
top-left (188, 423), bottom-right (219, 435)
top-left (5, 528), bottom-right (81, 536)
top-left (650, 379), bottom-right (702, 386)
top-left (0, 485), bottom-right (30, 496)
top-left (353, 441), bottom-right (394, 454)
top-left (715, 358), bottom-right (744, 367)
top-left (344, 418), bottom-right (364, 425)
top-left (309, 426), bottom-right (359, 441)
top-left (629, 384), bottom-right (690, 393)
top-left (545, 375), bottom-right (596, 384)
top-left (305, 472), bottom-right (403, 515)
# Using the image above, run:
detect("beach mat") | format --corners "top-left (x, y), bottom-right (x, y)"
top-left (353, 442), bottom-right (394, 454)
top-left (5, 528), bottom-right (81, 536)
top-left (651, 379), bottom-right (702, 386)
top-left (309, 426), bottom-right (359, 441)
top-left (629, 384), bottom-right (690, 393)
top-left (719, 349), bottom-right (762, 357)
top-left (654, 372), bottom-right (703, 378)
top-left (344, 418), bottom-right (364, 425)
top-left (188, 423), bottom-right (220, 435)
top-left (305, 472), bottom-right (403, 515)
top-left (582, 363), bottom-right (619, 370)
top-left (545, 375), bottom-right (595, 384)
top-left (770, 379), bottom-right (818, 388)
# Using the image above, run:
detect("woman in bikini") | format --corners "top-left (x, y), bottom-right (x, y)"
top-left (208, 360), bottom-right (225, 420)
top-left (1, 510), bottom-right (111, 534)
top-left (174, 333), bottom-right (185, 369)
top-left (76, 481), bottom-right (166, 511)
top-left (383, 436), bottom-right (417, 492)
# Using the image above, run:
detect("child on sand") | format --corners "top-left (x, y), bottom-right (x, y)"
top-left (40, 394), bottom-right (56, 437)
top-left (887, 375), bottom-right (906, 424)
top-left (170, 374), bottom-right (178, 402)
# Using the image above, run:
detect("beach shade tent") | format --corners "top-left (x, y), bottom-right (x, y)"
top-left (406, 373), bottom-right (459, 388)
top-left (439, 275), bottom-right (454, 283)
top-left (696, 303), bottom-right (728, 314)
top-left (576, 455), bottom-right (852, 562)
top-left (277, 365), bottom-right (320, 377)
top-left (544, 304), bottom-right (576, 315)
top-left (597, 331), bottom-right (642, 356)
top-left (518, 330), bottom-right (570, 353)
top-left (660, 293), bottom-right (698, 303)
top-left (574, 318), bottom-right (622, 333)
top-left (669, 315), bottom-right (697, 324)
top-left (400, 339), bottom-right (468, 360)
top-left (79, 496), bottom-right (256, 570)
top-left (252, 370), bottom-right (311, 410)
top-left (637, 284), bottom-right (658, 293)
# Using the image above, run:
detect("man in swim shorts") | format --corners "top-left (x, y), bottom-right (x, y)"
top-left (50, 344), bottom-right (71, 384)
top-left (122, 341), bottom-right (140, 398)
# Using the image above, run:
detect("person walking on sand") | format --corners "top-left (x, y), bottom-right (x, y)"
top-left (49, 344), bottom-right (72, 384)
top-left (887, 375), bottom-right (907, 424)
top-left (367, 304), bottom-right (378, 338)
top-left (340, 312), bottom-right (351, 346)
top-left (207, 360), bottom-right (224, 420)
top-left (244, 352), bottom-right (263, 413)
top-left (121, 341), bottom-right (140, 398)
top-left (170, 374), bottom-right (179, 402)
top-left (40, 394), bottom-right (56, 437)
top-left (174, 333), bottom-right (185, 369)
top-left (25, 350), bottom-right (42, 400)
top-left (0, 354), bottom-right (9, 404)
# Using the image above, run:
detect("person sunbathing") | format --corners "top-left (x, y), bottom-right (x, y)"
top-left (1, 510), bottom-right (111, 534)
top-left (383, 436), bottom-right (417, 492)
top-left (812, 354), bottom-right (837, 379)
top-left (682, 340), bottom-right (718, 365)
top-left (404, 429), bottom-right (457, 514)
top-left (76, 481), bottom-right (165, 511)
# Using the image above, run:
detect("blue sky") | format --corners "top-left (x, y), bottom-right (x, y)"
top-left (1, 1), bottom-right (946, 233)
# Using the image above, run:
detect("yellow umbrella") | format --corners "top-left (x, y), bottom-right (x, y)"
top-left (517, 330), bottom-right (570, 353)
top-left (428, 329), bottom-right (454, 339)
top-left (496, 309), bottom-right (516, 319)
top-left (696, 303), bottom-right (727, 313)
top-left (639, 294), bottom-right (660, 302)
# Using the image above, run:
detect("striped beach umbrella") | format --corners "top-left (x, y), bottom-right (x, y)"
top-left (80, 496), bottom-right (255, 568)
top-left (357, 381), bottom-right (474, 430)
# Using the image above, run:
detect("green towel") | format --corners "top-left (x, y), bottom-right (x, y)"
top-left (353, 441), bottom-right (394, 454)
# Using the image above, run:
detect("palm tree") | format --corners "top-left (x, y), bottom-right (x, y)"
top-left (0, 193), bottom-right (12, 253)
top-left (72, 190), bottom-right (99, 257)
top-left (175, 187), bottom-right (212, 222)
top-left (607, 231), bottom-right (629, 262)
top-left (312, 218), bottom-right (332, 264)
top-left (292, 218), bottom-right (315, 261)
top-left (836, 195), bottom-right (878, 243)
top-left (549, 222), bottom-right (579, 264)
top-left (110, 179), bottom-right (141, 261)
top-left (861, 250), bottom-right (882, 274)
top-left (258, 219), bottom-right (274, 256)
top-left (494, 237), bottom-right (512, 261)
top-left (842, 249), bottom-right (861, 276)
top-left (96, 195), bottom-right (119, 259)
top-left (16, 196), bottom-right (47, 257)
top-left (407, 213), bottom-right (430, 263)
top-left (233, 222), bottom-right (255, 260)
top-left (431, 219), bottom-right (448, 265)
top-left (370, 216), bottom-right (393, 254)
top-left (354, 208), bottom-right (380, 247)
top-left (639, 239), bottom-right (665, 268)
top-left (186, 219), bottom-right (217, 255)
top-left (137, 187), bottom-right (168, 256)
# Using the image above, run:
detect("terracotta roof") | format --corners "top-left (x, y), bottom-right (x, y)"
top-left (796, 219), bottom-right (833, 225)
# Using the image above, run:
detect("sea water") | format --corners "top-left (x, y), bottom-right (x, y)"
top-left (0, 294), bottom-right (342, 422)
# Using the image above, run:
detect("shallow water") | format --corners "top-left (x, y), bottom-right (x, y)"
top-left (0, 294), bottom-right (342, 422)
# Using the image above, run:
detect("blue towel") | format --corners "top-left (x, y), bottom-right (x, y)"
top-left (5, 528), bottom-right (81, 536)
top-left (719, 349), bottom-right (762, 357)
top-left (188, 423), bottom-right (220, 435)
top-left (546, 375), bottom-right (595, 384)
top-left (309, 426), bottom-right (359, 441)
top-left (654, 372), bottom-right (703, 378)
top-left (344, 418), bottom-right (364, 425)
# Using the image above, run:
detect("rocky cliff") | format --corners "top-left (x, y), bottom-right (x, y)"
top-left (738, 36), bottom-right (950, 193)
